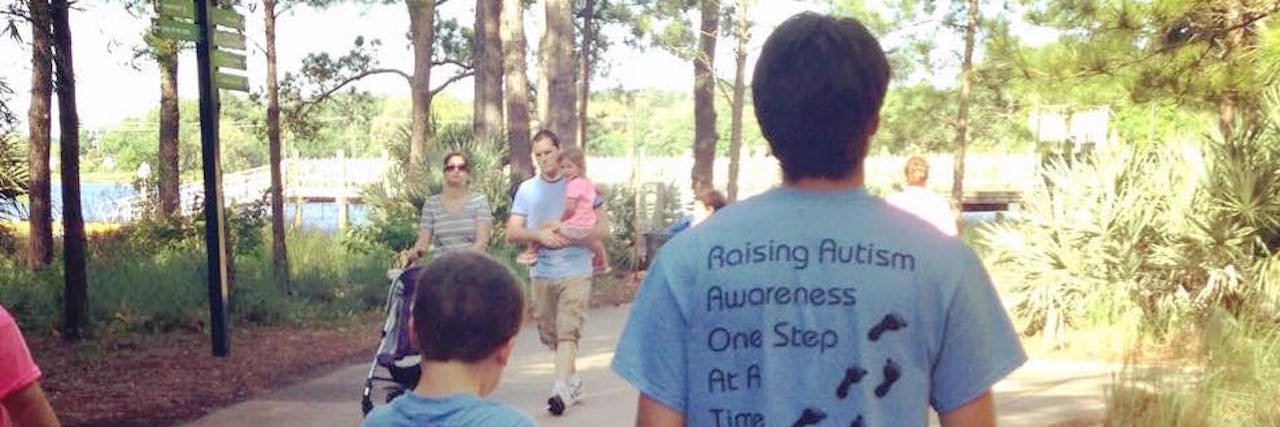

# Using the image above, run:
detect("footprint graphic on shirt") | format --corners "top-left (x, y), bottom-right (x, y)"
top-left (835, 365), bottom-right (868, 399)
top-left (868, 313), bottom-right (908, 341)
top-left (874, 358), bottom-right (902, 398)
top-left (850, 415), bottom-right (866, 427)
top-left (789, 407), bottom-right (827, 427)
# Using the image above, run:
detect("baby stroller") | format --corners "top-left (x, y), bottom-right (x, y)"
top-left (360, 265), bottom-right (423, 416)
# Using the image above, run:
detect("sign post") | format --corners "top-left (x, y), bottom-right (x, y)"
top-left (154, 0), bottom-right (247, 357)
top-left (193, 0), bottom-right (230, 358)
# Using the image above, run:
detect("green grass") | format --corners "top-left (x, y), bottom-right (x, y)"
top-left (0, 226), bottom-right (393, 338)
top-left (1106, 311), bottom-right (1280, 427)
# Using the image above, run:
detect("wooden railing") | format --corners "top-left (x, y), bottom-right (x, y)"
top-left (107, 153), bottom-right (391, 223)
top-left (103, 153), bottom-right (1036, 222)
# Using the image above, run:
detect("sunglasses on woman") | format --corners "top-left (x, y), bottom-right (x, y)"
top-left (445, 163), bottom-right (468, 172)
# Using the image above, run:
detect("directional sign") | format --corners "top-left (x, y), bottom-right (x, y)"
top-left (215, 72), bottom-right (249, 92)
top-left (212, 50), bottom-right (246, 70)
top-left (212, 30), bottom-right (245, 51)
top-left (158, 0), bottom-right (194, 19)
top-left (211, 7), bottom-right (244, 30)
top-left (154, 18), bottom-right (199, 42)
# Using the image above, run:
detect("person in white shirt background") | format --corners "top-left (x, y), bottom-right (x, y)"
top-left (885, 156), bottom-right (959, 236)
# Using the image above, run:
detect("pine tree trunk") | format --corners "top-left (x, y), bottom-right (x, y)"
top-left (153, 0), bottom-right (181, 221)
top-left (407, 0), bottom-right (435, 166)
top-left (536, 57), bottom-right (548, 132)
top-left (265, 0), bottom-right (289, 292)
top-left (1217, 4), bottom-right (1244, 139)
top-left (1219, 96), bottom-right (1236, 139)
top-left (576, 0), bottom-right (593, 151)
top-left (51, 0), bottom-right (88, 340)
top-left (158, 45), bottom-right (181, 219)
top-left (951, 0), bottom-right (978, 208)
top-left (541, 0), bottom-right (576, 145)
top-left (501, 0), bottom-right (532, 180)
top-left (691, 0), bottom-right (719, 193)
top-left (26, 0), bottom-right (54, 271)
top-left (474, 0), bottom-right (504, 142)
top-left (726, 0), bottom-right (748, 203)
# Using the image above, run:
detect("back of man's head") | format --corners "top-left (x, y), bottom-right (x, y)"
top-left (905, 156), bottom-right (929, 186)
top-left (752, 12), bottom-right (890, 182)
top-left (411, 251), bottom-right (525, 363)
top-left (699, 189), bottom-right (727, 211)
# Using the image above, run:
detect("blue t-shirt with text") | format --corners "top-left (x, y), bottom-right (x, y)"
top-left (512, 175), bottom-right (593, 279)
top-left (611, 187), bottom-right (1026, 427)
top-left (360, 392), bottom-right (535, 427)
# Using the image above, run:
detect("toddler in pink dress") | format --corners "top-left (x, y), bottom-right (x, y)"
top-left (517, 146), bottom-right (611, 274)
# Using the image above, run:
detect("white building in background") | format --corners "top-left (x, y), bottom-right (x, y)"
top-left (1027, 106), bottom-right (1113, 151)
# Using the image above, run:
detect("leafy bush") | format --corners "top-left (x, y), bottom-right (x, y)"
top-left (981, 94), bottom-right (1280, 345)
top-left (0, 135), bottom-right (25, 213)
top-left (600, 181), bottom-right (684, 272)
top-left (0, 255), bottom-right (63, 334)
top-left (346, 123), bottom-right (511, 254)
top-left (0, 132), bottom-right (25, 253)
top-left (1, 222), bottom-right (389, 336)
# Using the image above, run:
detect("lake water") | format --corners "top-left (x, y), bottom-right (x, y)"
top-left (1, 182), bottom-right (370, 233)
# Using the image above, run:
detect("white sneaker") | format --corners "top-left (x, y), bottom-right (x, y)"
top-left (568, 375), bottom-right (583, 402)
top-left (547, 381), bottom-right (576, 416)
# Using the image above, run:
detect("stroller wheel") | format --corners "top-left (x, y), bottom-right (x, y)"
top-left (361, 396), bottom-right (373, 416)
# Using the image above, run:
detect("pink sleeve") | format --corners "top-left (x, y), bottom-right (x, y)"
top-left (0, 307), bottom-right (42, 400)
top-left (566, 178), bottom-right (594, 203)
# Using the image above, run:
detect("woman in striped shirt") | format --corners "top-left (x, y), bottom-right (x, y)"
top-left (404, 151), bottom-right (494, 264)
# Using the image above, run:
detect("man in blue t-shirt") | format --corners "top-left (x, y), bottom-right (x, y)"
top-left (506, 129), bottom-right (605, 416)
top-left (611, 12), bottom-right (1026, 427)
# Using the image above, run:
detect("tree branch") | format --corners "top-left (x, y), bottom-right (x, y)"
top-left (883, 16), bottom-right (942, 38)
top-left (432, 58), bottom-right (472, 69)
top-left (430, 70), bottom-right (474, 97)
top-left (299, 68), bottom-right (411, 115)
top-left (250, 36), bottom-right (267, 56)
top-left (715, 77), bottom-right (734, 106)
top-left (1, 8), bottom-right (31, 22)
top-left (275, 1), bottom-right (298, 18)
top-left (1215, 5), bottom-right (1279, 37)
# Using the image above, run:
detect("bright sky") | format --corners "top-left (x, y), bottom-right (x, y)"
top-left (0, 0), bottom-right (834, 134)
top-left (0, 0), bottom-right (1054, 135)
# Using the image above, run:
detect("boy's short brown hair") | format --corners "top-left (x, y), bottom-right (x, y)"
top-left (752, 13), bottom-right (890, 182)
top-left (411, 251), bottom-right (525, 363)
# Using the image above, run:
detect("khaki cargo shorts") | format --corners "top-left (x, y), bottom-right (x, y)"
top-left (531, 275), bottom-right (592, 349)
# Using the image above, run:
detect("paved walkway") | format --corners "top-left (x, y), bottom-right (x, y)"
top-left (181, 305), bottom-right (1113, 427)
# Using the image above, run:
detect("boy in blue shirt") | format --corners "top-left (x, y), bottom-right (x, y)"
top-left (362, 251), bottom-right (536, 427)
top-left (611, 12), bottom-right (1026, 427)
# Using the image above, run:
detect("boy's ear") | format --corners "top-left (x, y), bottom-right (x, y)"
top-left (494, 336), bottom-right (518, 366)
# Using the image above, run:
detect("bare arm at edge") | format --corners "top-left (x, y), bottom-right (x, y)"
top-left (635, 394), bottom-right (684, 427)
top-left (939, 390), bottom-right (996, 427)
top-left (3, 382), bottom-right (62, 427)
top-left (473, 220), bottom-right (492, 253)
